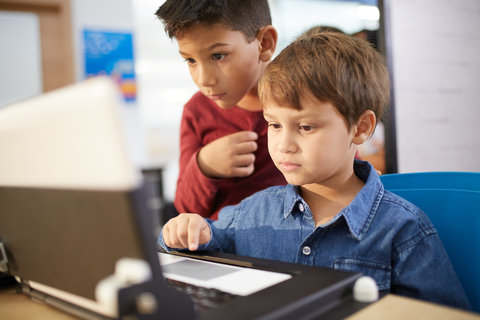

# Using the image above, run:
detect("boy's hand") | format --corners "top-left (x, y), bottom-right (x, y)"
top-left (163, 213), bottom-right (211, 251)
top-left (197, 131), bottom-right (258, 179)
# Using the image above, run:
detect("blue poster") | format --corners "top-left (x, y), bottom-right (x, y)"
top-left (84, 30), bottom-right (136, 102)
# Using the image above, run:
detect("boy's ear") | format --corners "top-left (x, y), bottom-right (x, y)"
top-left (352, 110), bottom-right (376, 145)
top-left (257, 25), bottom-right (277, 62)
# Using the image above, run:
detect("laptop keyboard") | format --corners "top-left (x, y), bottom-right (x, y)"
top-left (167, 279), bottom-right (240, 311)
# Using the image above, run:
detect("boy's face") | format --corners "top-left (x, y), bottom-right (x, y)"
top-left (177, 23), bottom-right (264, 110)
top-left (264, 91), bottom-right (357, 187)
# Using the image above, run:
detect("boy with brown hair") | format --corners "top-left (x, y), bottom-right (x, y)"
top-left (155, 0), bottom-right (286, 219)
top-left (159, 32), bottom-right (470, 310)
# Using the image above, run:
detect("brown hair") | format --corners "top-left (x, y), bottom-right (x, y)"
top-left (259, 32), bottom-right (390, 130)
top-left (298, 25), bottom-right (345, 39)
top-left (156, 0), bottom-right (271, 42)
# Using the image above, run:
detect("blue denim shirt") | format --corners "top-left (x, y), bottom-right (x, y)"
top-left (159, 160), bottom-right (470, 310)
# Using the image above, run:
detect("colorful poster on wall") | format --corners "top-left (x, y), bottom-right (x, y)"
top-left (83, 30), bottom-right (136, 102)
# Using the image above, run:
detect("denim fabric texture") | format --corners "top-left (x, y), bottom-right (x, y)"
top-left (159, 160), bottom-right (471, 310)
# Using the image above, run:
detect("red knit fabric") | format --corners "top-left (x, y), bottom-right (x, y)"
top-left (174, 92), bottom-right (287, 220)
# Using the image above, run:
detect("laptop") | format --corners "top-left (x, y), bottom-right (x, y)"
top-left (0, 77), bottom-right (364, 320)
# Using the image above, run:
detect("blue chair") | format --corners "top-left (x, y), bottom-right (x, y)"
top-left (380, 172), bottom-right (480, 312)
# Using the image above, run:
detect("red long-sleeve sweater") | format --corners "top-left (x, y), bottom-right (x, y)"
top-left (174, 92), bottom-right (287, 220)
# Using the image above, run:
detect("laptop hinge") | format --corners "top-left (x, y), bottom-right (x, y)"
top-left (0, 241), bottom-right (8, 273)
top-left (19, 279), bottom-right (31, 295)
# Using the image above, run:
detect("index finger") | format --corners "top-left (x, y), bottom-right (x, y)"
top-left (187, 217), bottom-right (207, 251)
top-left (229, 131), bottom-right (258, 142)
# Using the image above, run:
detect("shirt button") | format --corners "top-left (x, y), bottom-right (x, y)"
top-left (302, 246), bottom-right (311, 256)
top-left (298, 203), bottom-right (304, 212)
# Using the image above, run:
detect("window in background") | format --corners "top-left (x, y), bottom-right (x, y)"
top-left (272, 0), bottom-right (379, 52)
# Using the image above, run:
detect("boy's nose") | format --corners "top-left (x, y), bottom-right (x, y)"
top-left (276, 132), bottom-right (297, 153)
top-left (197, 65), bottom-right (217, 87)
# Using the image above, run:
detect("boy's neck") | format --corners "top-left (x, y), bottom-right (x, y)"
top-left (235, 85), bottom-right (263, 112)
top-left (299, 170), bottom-right (365, 227)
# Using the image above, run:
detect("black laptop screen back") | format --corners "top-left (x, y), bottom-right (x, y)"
top-left (0, 187), bottom-right (145, 300)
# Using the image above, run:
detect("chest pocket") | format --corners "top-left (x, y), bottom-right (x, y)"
top-left (333, 258), bottom-right (391, 291)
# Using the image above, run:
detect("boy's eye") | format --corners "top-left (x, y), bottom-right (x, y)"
top-left (184, 58), bottom-right (196, 65)
top-left (212, 54), bottom-right (226, 61)
top-left (300, 125), bottom-right (314, 131)
top-left (268, 123), bottom-right (281, 129)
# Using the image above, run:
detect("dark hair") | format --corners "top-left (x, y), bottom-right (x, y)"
top-left (156, 0), bottom-right (272, 42)
top-left (259, 32), bottom-right (390, 130)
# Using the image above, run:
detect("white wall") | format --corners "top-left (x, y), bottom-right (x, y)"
top-left (0, 11), bottom-right (42, 109)
top-left (70, 0), bottom-right (146, 166)
top-left (389, 0), bottom-right (480, 173)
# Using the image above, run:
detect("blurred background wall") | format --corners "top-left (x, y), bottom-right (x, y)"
top-left (387, 0), bottom-right (480, 173)
top-left (1, 0), bottom-right (479, 205)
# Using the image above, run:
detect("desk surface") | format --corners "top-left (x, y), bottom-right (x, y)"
top-left (346, 295), bottom-right (479, 320)
top-left (0, 286), bottom-right (77, 320)
top-left (0, 285), bottom-right (479, 320)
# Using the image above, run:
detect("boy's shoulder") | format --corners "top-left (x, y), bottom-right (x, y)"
top-left (354, 161), bottom-right (432, 231)
top-left (378, 189), bottom-right (437, 237)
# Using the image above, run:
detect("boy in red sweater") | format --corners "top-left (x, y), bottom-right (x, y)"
top-left (155, 0), bottom-right (286, 219)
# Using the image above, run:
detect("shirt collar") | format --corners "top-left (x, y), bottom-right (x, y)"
top-left (342, 160), bottom-right (384, 240)
top-left (284, 184), bottom-right (303, 219)
top-left (282, 160), bottom-right (384, 240)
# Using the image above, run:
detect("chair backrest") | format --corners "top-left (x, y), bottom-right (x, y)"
top-left (380, 172), bottom-right (480, 313)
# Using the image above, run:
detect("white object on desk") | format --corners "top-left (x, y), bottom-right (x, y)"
top-left (353, 276), bottom-right (379, 302)
top-left (95, 258), bottom-right (153, 317)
